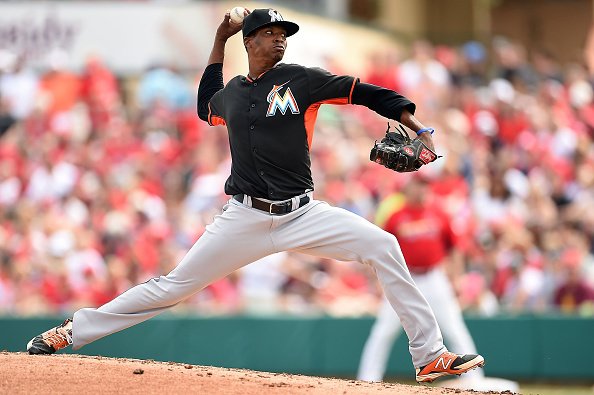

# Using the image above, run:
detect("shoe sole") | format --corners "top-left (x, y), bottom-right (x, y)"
top-left (416, 356), bottom-right (485, 383)
top-left (26, 336), bottom-right (56, 355)
top-left (26, 338), bottom-right (44, 355)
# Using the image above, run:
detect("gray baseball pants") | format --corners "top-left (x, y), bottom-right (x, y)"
top-left (358, 267), bottom-right (481, 381)
top-left (72, 198), bottom-right (446, 367)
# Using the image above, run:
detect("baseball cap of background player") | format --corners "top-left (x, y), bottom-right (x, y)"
top-left (242, 8), bottom-right (299, 37)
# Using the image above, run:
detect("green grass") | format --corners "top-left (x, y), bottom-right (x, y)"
top-left (386, 379), bottom-right (593, 395)
top-left (519, 384), bottom-right (593, 395)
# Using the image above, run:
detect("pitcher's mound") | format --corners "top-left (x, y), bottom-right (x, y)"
top-left (0, 352), bottom-right (505, 395)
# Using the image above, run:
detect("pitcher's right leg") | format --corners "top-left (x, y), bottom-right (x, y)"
top-left (28, 200), bottom-right (276, 353)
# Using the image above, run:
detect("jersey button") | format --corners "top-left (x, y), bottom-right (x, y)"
top-left (253, 83), bottom-right (258, 87)
top-left (250, 125), bottom-right (255, 130)
top-left (259, 170), bottom-right (264, 176)
top-left (251, 104), bottom-right (255, 108)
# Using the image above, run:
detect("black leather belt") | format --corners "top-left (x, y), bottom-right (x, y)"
top-left (233, 193), bottom-right (310, 215)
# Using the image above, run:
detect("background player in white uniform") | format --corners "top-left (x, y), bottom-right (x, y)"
top-left (27, 8), bottom-right (484, 383)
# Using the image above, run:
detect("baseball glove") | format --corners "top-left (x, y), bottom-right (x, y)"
top-left (370, 123), bottom-right (440, 172)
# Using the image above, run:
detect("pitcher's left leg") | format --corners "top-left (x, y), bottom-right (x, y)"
top-left (275, 202), bottom-right (445, 367)
top-left (418, 269), bottom-right (483, 379)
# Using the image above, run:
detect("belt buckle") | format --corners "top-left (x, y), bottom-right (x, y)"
top-left (269, 200), bottom-right (290, 215)
top-left (269, 201), bottom-right (284, 214)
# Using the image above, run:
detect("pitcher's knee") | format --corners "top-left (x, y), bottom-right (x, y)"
top-left (375, 231), bottom-right (399, 255)
top-left (360, 231), bottom-right (396, 258)
top-left (363, 231), bottom-right (408, 268)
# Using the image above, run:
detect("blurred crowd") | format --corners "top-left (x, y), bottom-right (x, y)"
top-left (1, 34), bottom-right (594, 318)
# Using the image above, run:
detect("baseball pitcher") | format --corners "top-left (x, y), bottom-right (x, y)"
top-left (27, 8), bottom-right (484, 383)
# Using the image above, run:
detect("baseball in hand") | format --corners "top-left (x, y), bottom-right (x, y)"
top-left (229, 6), bottom-right (246, 25)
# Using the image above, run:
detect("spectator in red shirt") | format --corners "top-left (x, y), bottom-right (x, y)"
top-left (553, 248), bottom-right (594, 313)
top-left (80, 56), bottom-right (121, 131)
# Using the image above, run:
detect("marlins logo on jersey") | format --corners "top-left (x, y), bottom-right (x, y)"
top-left (266, 81), bottom-right (300, 117)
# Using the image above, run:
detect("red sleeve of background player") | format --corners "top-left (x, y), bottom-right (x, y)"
top-left (438, 209), bottom-right (457, 251)
top-left (382, 210), bottom-right (400, 237)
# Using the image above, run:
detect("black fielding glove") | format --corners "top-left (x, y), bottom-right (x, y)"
top-left (370, 123), bottom-right (440, 172)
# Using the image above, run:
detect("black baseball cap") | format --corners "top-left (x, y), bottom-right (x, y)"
top-left (242, 8), bottom-right (299, 37)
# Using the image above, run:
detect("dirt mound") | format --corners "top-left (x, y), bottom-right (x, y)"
top-left (0, 352), bottom-right (506, 395)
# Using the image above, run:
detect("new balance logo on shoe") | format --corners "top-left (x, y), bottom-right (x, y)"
top-left (435, 356), bottom-right (453, 370)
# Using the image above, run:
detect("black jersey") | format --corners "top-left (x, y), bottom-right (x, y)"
top-left (197, 62), bottom-right (415, 200)
top-left (207, 63), bottom-right (356, 200)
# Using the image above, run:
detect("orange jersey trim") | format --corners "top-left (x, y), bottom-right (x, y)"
top-left (303, 97), bottom-right (349, 149)
top-left (208, 103), bottom-right (226, 126)
top-left (246, 68), bottom-right (274, 83)
top-left (348, 78), bottom-right (357, 104)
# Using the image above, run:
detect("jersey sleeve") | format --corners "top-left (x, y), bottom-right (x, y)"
top-left (351, 82), bottom-right (416, 122)
top-left (305, 67), bottom-right (358, 105)
top-left (207, 90), bottom-right (226, 126)
top-left (197, 63), bottom-right (226, 126)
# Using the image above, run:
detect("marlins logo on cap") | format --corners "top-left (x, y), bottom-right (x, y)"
top-left (242, 8), bottom-right (299, 37)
